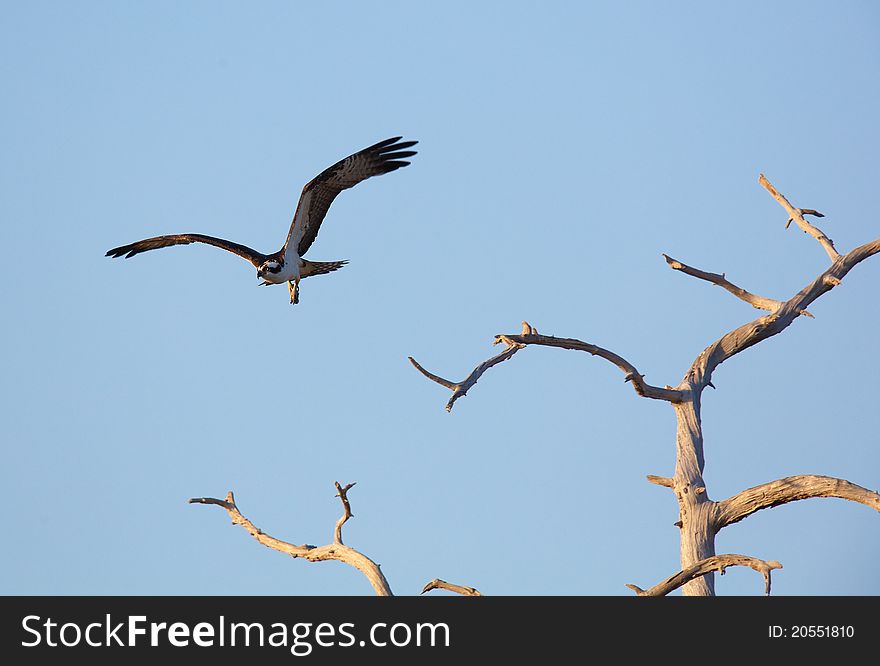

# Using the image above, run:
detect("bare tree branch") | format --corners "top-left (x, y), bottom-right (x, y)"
top-left (189, 486), bottom-right (393, 596)
top-left (662, 254), bottom-right (813, 318)
top-left (333, 481), bottom-right (355, 545)
top-left (406, 360), bottom-right (460, 392)
top-left (496, 329), bottom-right (684, 402)
top-left (408, 346), bottom-right (523, 412)
top-left (714, 475), bottom-right (880, 529)
top-left (759, 174), bottom-right (838, 260)
top-left (407, 321), bottom-right (533, 411)
top-left (410, 321), bottom-right (682, 410)
top-left (685, 236), bottom-right (880, 389)
top-left (421, 578), bottom-right (483, 596)
top-left (626, 554), bottom-right (783, 596)
top-left (647, 475), bottom-right (674, 488)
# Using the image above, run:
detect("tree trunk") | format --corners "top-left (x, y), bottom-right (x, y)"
top-left (673, 390), bottom-right (716, 595)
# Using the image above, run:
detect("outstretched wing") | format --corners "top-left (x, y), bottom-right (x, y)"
top-left (106, 234), bottom-right (267, 268)
top-left (284, 136), bottom-right (418, 256)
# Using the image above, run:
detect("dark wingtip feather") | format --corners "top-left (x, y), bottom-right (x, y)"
top-left (379, 140), bottom-right (417, 153)
top-left (381, 150), bottom-right (418, 160)
top-left (106, 241), bottom-right (149, 259)
top-left (369, 136), bottom-right (404, 150)
top-left (381, 160), bottom-right (412, 171)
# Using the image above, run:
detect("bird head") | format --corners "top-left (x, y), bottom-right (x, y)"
top-left (257, 260), bottom-right (283, 283)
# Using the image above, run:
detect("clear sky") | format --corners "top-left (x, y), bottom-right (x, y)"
top-left (1, 1), bottom-right (878, 596)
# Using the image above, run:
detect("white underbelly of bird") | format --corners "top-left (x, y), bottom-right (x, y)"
top-left (258, 256), bottom-right (351, 304)
top-left (259, 256), bottom-right (302, 285)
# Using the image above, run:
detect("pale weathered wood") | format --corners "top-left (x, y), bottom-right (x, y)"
top-left (671, 393), bottom-right (715, 595)
top-left (410, 321), bottom-right (682, 411)
top-left (333, 481), bottom-right (355, 545)
top-left (626, 554), bottom-right (783, 596)
top-left (495, 331), bottom-right (684, 403)
top-left (189, 486), bottom-right (393, 596)
top-left (662, 254), bottom-right (813, 317)
top-left (421, 579), bottom-right (483, 596)
top-left (683, 236), bottom-right (880, 391)
top-left (759, 174), bottom-right (838, 260)
top-left (409, 176), bottom-right (879, 596)
top-left (646, 475), bottom-right (674, 488)
top-left (714, 475), bottom-right (880, 528)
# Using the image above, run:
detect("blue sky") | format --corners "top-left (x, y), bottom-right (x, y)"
top-left (1, 1), bottom-right (878, 596)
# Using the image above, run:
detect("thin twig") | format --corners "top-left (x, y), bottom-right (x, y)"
top-left (408, 322), bottom-right (532, 411)
top-left (759, 174), bottom-right (839, 261)
top-left (408, 347), bottom-right (522, 412)
top-left (334, 481), bottom-right (356, 545)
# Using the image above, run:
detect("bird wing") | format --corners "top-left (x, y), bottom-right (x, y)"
top-left (284, 136), bottom-right (418, 257)
top-left (105, 234), bottom-right (267, 268)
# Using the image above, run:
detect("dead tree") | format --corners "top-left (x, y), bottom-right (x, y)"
top-left (409, 175), bottom-right (880, 596)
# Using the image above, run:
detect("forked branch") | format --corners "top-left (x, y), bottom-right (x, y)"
top-left (189, 485), bottom-right (393, 596)
top-left (759, 174), bottom-right (838, 260)
top-left (410, 322), bottom-right (682, 411)
top-left (684, 236), bottom-right (880, 388)
top-left (714, 475), bottom-right (880, 529)
top-left (626, 554), bottom-right (783, 596)
top-left (407, 322), bottom-right (529, 412)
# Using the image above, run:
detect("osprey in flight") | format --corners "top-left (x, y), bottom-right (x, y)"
top-left (106, 136), bottom-right (417, 304)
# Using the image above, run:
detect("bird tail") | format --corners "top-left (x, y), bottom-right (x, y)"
top-left (301, 259), bottom-right (349, 278)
